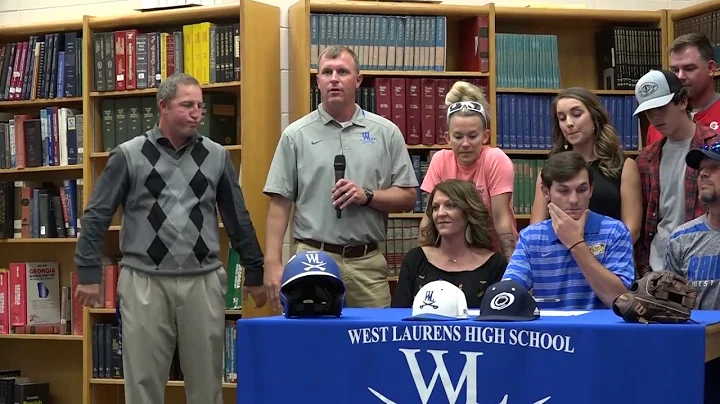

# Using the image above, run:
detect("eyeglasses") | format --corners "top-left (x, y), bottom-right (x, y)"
top-left (447, 101), bottom-right (488, 126)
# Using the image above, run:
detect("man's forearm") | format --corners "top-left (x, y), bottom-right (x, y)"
top-left (571, 243), bottom-right (628, 307)
top-left (368, 186), bottom-right (416, 213)
top-left (217, 153), bottom-right (265, 286)
top-left (74, 149), bottom-right (129, 285)
top-left (265, 196), bottom-right (292, 267)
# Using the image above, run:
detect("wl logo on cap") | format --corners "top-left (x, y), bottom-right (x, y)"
top-left (419, 290), bottom-right (438, 310)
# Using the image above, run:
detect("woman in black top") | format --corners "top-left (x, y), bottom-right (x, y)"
top-left (391, 179), bottom-right (507, 308)
top-left (529, 87), bottom-right (643, 243)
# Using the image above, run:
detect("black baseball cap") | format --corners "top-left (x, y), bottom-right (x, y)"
top-left (474, 279), bottom-right (540, 322)
top-left (686, 142), bottom-right (720, 169)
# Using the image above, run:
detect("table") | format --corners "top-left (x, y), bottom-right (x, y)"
top-left (235, 308), bottom-right (720, 404)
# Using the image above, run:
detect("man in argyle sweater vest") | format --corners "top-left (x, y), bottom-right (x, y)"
top-left (73, 73), bottom-right (266, 404)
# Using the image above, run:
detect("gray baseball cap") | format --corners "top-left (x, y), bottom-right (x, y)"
top-left (633, 70), bottom-right (684, 116)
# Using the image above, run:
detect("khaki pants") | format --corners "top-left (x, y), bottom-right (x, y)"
top-left (117, 267), bottom-right (227, 404)
top-left (295, 242), bottom-right (390, 308)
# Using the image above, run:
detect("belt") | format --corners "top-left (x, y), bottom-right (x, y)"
top-left (297, 239), bottom-right (378, 258)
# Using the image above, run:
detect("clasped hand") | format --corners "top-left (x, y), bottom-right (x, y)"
top-left (332, 178), bottom-right (367, 209)
top-left (548, 203), bottom-right (587, 250)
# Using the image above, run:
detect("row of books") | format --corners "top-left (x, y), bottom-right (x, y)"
top-left (310, 13), bottom-right (450, 72)
top-left (92, 320), bottom-right (238, 384)
top-left (496, 34), bottom-right (560, 89)
top-left (0, 370), bottom-right (49, 404)
top-left (673, 11), bottom-right (720, 61)
top-left (0, 180), bottom-right (81, 241)
top-left (496, 94), bottom-right (640, 152)
top-left (311, 77), bottom-right (488, 146)
top-left (0, 31), bottom-right (83, 101)
top-left (0, 109), bottom-right (83, 170)
top-left (92, 22), bottom-right (240, 93)
top-left (596, 27), bottom-right (663, 91)
top-left (0, 262), bottom-right (70, 336)
top-left (99, 93), bottom-right (238, 152)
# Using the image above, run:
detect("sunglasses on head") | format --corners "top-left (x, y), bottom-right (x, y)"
top-left (701, 142), bottom-right (720, 154)
top-left (447, 101), bottom-right (488, 126)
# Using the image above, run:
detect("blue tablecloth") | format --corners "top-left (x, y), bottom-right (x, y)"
top-left (235, 308), bottom-right (720, 404)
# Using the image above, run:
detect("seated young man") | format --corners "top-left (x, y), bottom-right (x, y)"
top-left (665, 143), bottom-right (720, 310)
top-left (502, 151), bottom-right (635, 310)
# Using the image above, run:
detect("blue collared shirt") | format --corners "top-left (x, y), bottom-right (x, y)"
top-left (503, 211), bottom-right (635, 309)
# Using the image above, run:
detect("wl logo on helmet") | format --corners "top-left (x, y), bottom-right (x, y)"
top-left (301, 253), bottom-right (327, 272)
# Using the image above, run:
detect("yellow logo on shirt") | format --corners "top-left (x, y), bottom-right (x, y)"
top-left (588, 243), bottom-right (605, 256)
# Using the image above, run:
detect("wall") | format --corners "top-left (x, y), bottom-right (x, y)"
top-left (0, 0), bottom-right (705, 264)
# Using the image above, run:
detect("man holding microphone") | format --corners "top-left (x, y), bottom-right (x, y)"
top-left (262, 45), bottom-right (418, 309)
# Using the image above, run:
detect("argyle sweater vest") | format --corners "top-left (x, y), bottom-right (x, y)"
top-left (118, 133), bottom-right (225, 275)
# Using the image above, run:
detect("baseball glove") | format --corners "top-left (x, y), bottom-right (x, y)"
top-left (612, 271), bottom-right (698, 324)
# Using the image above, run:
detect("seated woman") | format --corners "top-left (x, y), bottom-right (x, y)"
top-left (529, 87), bottom-right (642, 243)
top-left (391, 179), bottom-right (507, 308)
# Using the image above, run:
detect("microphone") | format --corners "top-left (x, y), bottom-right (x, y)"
top-left (334, 155), bottom-right (346, 219)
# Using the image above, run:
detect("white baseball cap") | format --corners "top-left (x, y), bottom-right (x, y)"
top-left (633, 69), bottom-right (684, 116)
top-left (403, 280), bottom-right (469, 321)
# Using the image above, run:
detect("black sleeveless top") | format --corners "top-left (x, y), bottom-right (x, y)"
top-left (587, 159), bottom-right (623, 221)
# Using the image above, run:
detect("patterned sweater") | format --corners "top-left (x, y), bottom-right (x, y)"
top-left (74, 127), bottom-right (264, 285)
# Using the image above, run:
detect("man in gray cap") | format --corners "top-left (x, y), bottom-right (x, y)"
top-left (634, 69), bottom-right (720, 279)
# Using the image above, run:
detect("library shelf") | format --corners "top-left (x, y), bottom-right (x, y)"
top-left (89, 80), bottom-right (241, 98)
top-left (0, 164), bottom-right (82, 174)
top-left (89, 378), bottom-right (238, 389)
top-left (310, 68), bottom-right (489, 77)
top-left (0, 97), bottom-right (83, 108)
top-left (88, 307), bottom-right (241, 315)
top-left (496, 88), bottom-right (635, 96)
top-left (88, 144), bottom-right (242, 159)
top-left (0, 333), bottom-right (82, 341)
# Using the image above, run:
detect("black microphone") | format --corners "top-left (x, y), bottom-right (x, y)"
top-left (334, 154), bottom-right (346, 219)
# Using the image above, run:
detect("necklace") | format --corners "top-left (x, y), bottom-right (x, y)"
top-left (439, 248), bottom-right (458, 263)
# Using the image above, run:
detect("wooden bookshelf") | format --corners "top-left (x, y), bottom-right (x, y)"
top-left (0, 15), bottom-right (86, 404)
top-left (666, 0), bottom-right (720, 57)
top-left (78, 2), bottom-right (279, 404)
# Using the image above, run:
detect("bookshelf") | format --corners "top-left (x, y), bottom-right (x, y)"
top-left (0, 15), bottom-right (86, 404)
top-left (80, 2), bottom-right (280, 403)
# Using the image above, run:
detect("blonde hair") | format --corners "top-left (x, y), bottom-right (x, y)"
top-left (445, 81), bottom-right (492, 130)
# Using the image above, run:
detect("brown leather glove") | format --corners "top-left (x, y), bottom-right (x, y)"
top-left (612, 271), bottom-right (698, 324)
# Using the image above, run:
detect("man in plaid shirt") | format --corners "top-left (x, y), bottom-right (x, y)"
top-left (634, 69), bottom-right (720, 278)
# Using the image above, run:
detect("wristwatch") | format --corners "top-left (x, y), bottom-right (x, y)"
top-left (362, 188), bottom-right (374, 206)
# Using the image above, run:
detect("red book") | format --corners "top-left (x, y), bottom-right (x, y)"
top-left (9, 263), bottom-right (26, 327)
top-left (390, 78), bottom-right (407, 142)
top-left (406, 78), bottom-right (422, 145)
top-left (458, 17), bottom-right (490, 73)
top-left (0, 271), bottom-right (9, 334)
top-left (436, 79), bottom-right (449, 144)
top-left (374, 78), bottom-right (392, 121)
top-left (125, 30), bottom-right (139, 90)
top-left (115, 31), bottom-right (127, 91)
top-left (421, 78), bottom-right (436, 145)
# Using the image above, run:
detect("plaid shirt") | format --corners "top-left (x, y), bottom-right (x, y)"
top-left (635, 122), bottom-right (720, 277)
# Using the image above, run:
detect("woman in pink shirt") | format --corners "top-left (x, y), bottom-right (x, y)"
top-left (421, 81), bottom-right (517, 260)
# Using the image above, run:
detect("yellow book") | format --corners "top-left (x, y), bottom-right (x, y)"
top-left (160, 32), bottom-right (169, 80)
top-left (182, 24), bottom-right (194, 77)
top-left (193, 24), bottom-right (203, 82)
top-left (199, 22), bottom-right (213, 85)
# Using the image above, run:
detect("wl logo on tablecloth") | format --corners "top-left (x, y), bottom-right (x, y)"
top-left (367, 349), bottom-right (552, 404)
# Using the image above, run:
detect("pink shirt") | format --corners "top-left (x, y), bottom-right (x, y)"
top-left (420, 147), bottom-right (517, 251)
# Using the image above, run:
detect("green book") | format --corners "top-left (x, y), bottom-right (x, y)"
top-left (226, 247), bottom-right (243, 309)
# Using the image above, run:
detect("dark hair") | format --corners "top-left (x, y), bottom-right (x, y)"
top-left (540, 151), bottom-right (594, 189)
top-left (420, 179), bottom-right (493, 250)
top-left (550, 87), bottom-right (625, 179)
top-left (672, 86), bottom-right (694, 117)
top-left (670, 33), bottom-right (715, 63)
top-left (318, 45), bottom-right (361, 73)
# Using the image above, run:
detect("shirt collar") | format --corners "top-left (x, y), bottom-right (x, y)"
top-left (149, 124), bottom-right (202, 150)
top-left (317, 103), bottom-right (367, 127)
top-left (546, 210), bottom-right (603, 243)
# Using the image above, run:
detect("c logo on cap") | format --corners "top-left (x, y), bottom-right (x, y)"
top-left (490, 292), bottom-right (515, 310)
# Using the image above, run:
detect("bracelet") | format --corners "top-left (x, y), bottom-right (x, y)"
top-left (569, 240), bottom-right (585, 251)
